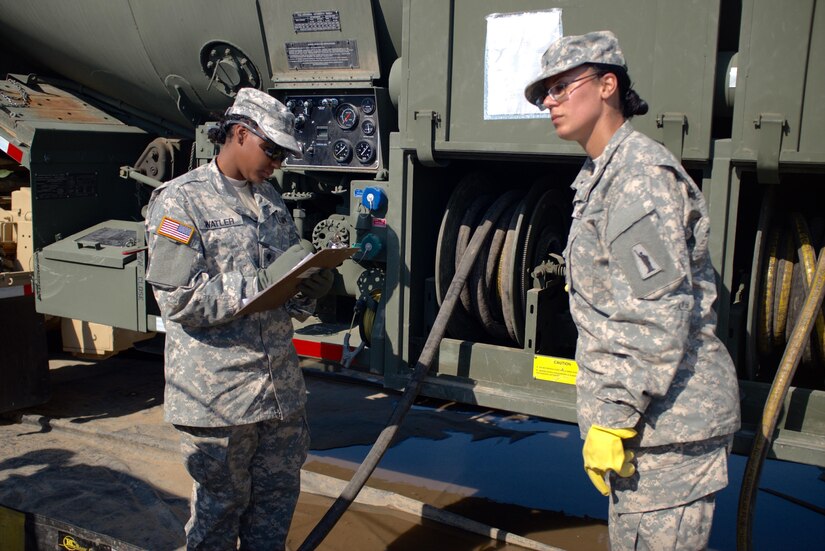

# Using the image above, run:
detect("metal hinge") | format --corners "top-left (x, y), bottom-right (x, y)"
top-left (413, 110), bottom-right (447, 167)
top-left (753, 113), bottom-right (786, 184)
top-left (656, 112), bottom-right (687, 162)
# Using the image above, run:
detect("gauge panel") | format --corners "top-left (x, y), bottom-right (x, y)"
top-left (281, 92), bottom-right (381, 172)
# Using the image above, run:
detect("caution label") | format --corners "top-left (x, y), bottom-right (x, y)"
top-left (533, 355), bottom-right (578, 385)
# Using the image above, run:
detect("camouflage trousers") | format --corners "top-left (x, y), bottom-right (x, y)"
top-left (176, 413), bottom-right (310, 551)
top-left (607, 434), bottom-right (733, 551)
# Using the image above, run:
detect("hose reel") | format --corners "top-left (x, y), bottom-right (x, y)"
top-left (739, 197), bottom-right (825, 550)
top-left (355, 267), bottom-right (384, 346)
top-left (750, 188), bottom-right (825, 388)
top-left (358, 288), bottom-right (382, 346)
top-left (435, 173), bottom-right (571, 348)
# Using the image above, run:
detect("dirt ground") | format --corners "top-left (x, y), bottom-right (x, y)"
top-left (0, 351), bottom-right (608, 551)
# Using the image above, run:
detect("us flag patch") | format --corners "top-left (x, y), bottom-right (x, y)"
top-left (158, 216), bottom-right (194, 245)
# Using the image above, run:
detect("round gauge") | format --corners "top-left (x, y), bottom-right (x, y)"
top-left (361, 97), bottom-right (376, 115)
top-left (335, 104), bottom-right (358, 130)
top-left (355, 141), bottom-right (375, 164)
top-left (361, 119), bottom-right (376, 136)
top-left (332, 139), bottom-right (352, 163)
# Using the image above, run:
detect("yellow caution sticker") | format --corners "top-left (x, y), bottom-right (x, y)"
top-left (533, 355), bottom-right (578, 385)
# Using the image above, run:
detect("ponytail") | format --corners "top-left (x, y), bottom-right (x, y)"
top-left (623, 88), bottom-right (649, 118)
top-left (207, 114), bottom-right (254, 145)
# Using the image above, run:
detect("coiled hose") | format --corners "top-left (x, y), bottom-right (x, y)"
top-left (297, 201), bottom-right (499, 551)
top-left (737, 246), bottom-right (825, 550)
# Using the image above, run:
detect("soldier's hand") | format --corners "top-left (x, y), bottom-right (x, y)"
top-left (257, 242), bottom-right (314, 290)
top-left (582, 425), bottom-right (637, 496)
top-left (298, 269), bottom-right (334, 299)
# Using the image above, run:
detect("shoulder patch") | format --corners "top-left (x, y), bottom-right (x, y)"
top-left (157, 216), bottom-right (195, 245)
top-left (609, 209), bottom-right (685, 299)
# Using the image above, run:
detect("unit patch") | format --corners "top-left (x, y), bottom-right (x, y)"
top-left (631, 243), bottom-right (662, 280)
top-left (157, 216), bottom-right (195, 245)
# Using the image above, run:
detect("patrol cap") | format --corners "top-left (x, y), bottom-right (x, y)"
top-left (226, 88), bottom-right (303, 159)
top-left (524, 30), bottom-right (627, 108)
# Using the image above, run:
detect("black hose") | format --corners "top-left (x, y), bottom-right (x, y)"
top-left (297, 201), bottom-right (498, 551)
top-left (736, 247), bottom-right (825, 550)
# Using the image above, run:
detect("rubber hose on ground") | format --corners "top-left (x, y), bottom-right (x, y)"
top-left (297, 201), bottom-right (499, 551)
top-left (736, 246), bottom-right (825, 550)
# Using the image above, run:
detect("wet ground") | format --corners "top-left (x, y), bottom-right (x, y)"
top-left (1, 351), bottom-right (823, 550)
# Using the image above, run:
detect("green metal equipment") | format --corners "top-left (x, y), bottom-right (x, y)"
top-left (0, 0), bottom-right (823, 472)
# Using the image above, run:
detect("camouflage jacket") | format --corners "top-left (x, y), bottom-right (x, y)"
top-left (565, 122), bottom-right (740, 447)
top-left (145, 160), bottom-right (311, 427)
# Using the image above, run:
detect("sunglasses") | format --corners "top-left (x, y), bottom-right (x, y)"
top-left (233, 121), bottom-right (288, 162)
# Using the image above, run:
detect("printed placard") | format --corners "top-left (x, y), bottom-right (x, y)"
top-left (533, 354), bottom-right (578, 385)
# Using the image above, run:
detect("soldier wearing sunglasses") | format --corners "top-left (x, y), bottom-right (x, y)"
top-left (145, 87), bottom-right (332, 550)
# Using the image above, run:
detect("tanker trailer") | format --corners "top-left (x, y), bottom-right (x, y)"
top-left (0, 0), bottom-right (823, 472)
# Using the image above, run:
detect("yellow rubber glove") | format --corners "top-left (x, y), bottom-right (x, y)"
top-left (582, 425), bottom-right (637, 496)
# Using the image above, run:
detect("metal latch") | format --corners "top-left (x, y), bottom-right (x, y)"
top-left (413, 110), bottom-right (447, 167)
top-left (656, 113), bottom-right (687, 162)
top-left (753, 113), bottom-right (786, 184)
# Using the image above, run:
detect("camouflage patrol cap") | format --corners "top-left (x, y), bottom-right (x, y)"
top-left (524, 30), bottom-right (627, 109)
top-left (226, 88), bottom-right (303, 159)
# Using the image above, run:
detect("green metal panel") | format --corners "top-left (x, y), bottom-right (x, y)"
top-left (35, 220), bottom-right (148, 332)
top-left (703, 139), bottom-right (741, 357)
top-left (731, 0), bottom-right (825, 168)
top-left (397, 0), bottom-right (453, 150)
top-left (29, 130), bottom-right (151, 251)
top-left (265, 0), bottom-right (383, 88)
top-left (382, 133), bottom-right (408, 384)
top-left (401, 0), bottom-right (721, 162)
top-left (0, 78), bottom-right (142, 171)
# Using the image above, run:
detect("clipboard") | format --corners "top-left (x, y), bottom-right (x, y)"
top-left (238, 247), bottom-right (359, 316)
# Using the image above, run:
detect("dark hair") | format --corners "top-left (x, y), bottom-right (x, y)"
top-left (207, 114), bottom-right (255, 144)
top-left (591, 63), bottom-right (649, 118)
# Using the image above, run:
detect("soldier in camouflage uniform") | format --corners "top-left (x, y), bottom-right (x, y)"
top-left (145, 88), bottom-right (333, 550)
top-left (525, 32), bottom-right (740, 549)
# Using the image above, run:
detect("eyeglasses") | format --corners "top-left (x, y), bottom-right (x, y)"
top-left (541, 72), bottom-right (601, 104)
top-left (232, 121), bottom-right (288, 162)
